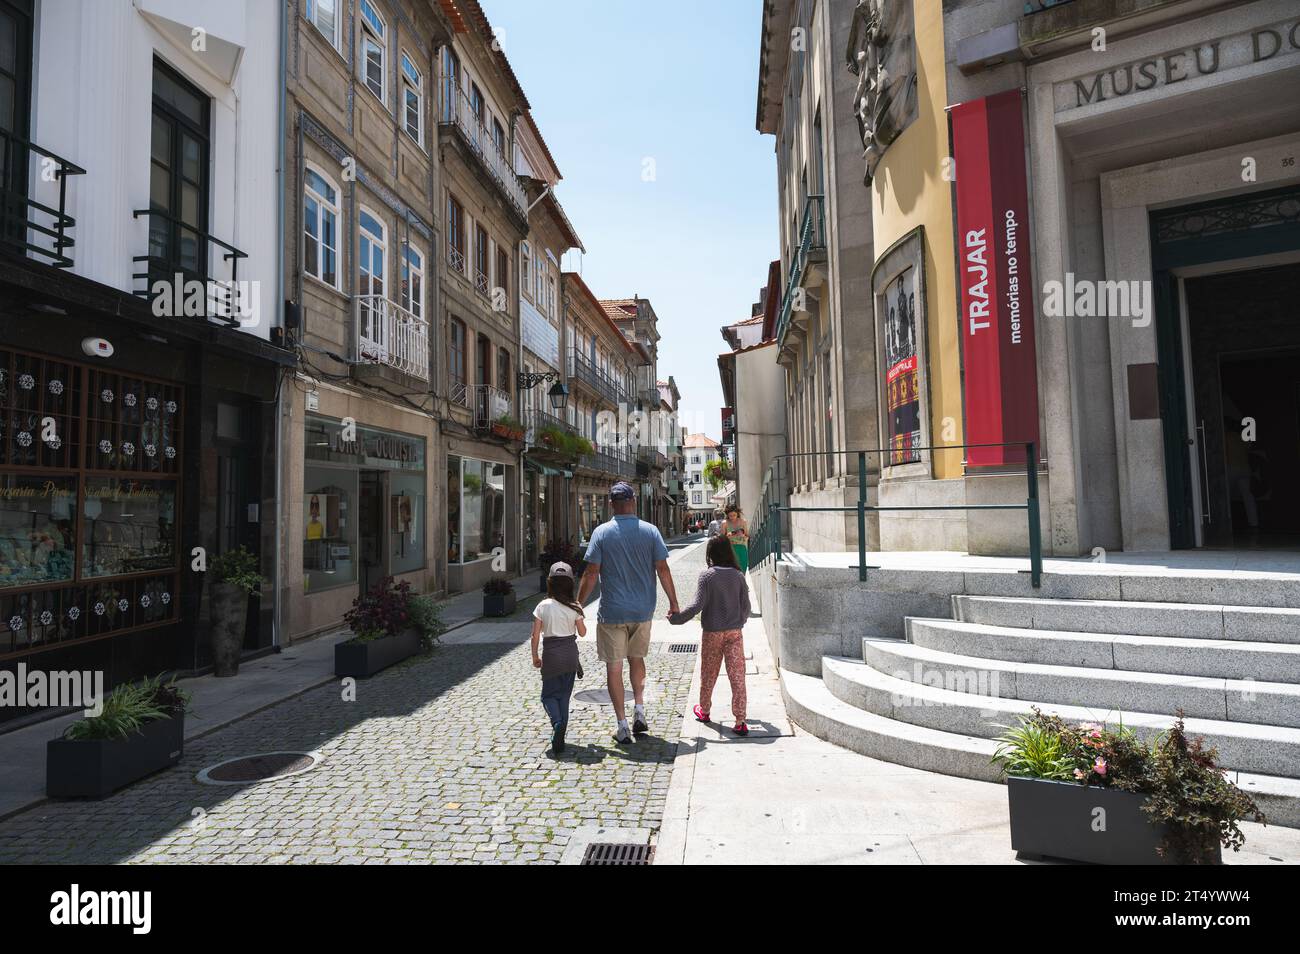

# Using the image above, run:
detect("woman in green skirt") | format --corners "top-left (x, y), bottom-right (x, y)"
top-left (724, 506), bottom-right (750, 572)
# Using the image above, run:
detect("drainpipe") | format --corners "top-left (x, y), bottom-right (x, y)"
top-left (271, 0), bottom-right (289, 650)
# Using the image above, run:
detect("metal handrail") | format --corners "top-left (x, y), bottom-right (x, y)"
top-left (437, 84), bottom-right (527, 218)
top-left (568, 348), bottom-right (622, 405)
top-left (775, 193), bottom-right (825, 346)
top-left (355, 293), bottom-right (429, 380)
top-left (131, 207), bottom-right (248, 325)
top-left (0, 130), bottom-right (86, 268)
top-left (749, 442), bottom-right (1044, 587)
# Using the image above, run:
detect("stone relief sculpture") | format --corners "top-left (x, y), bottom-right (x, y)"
top-left (847, 0), bottom-right (918, 184)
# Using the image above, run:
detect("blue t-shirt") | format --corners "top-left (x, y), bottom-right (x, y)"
top-left (585, 515), bottom-right (669, 624)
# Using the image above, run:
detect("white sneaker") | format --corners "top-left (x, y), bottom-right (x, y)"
top-left (613, 725), bottom-right (635, 745)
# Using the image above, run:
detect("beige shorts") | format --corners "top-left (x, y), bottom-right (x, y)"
top-left (596, 621), bottom-right (652, 662)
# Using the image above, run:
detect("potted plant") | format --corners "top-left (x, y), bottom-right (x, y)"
top-left (208, 546), bottom-right (265, 676)
top-left (335, 577), bottom-right (422, 678)
top-left (992, 709), bottom-right (1264, 864)
top-left (47, 675), bottom-right (190, 798)
top-left (408, 593), bottom-right (448, 651)
top-left (491, 414), bottom-right (526, 441)
top-left (482, 576), bottom-right (516, 617)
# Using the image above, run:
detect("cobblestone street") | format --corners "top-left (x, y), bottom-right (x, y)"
top-left (0, 562), bottom-right (704, 864)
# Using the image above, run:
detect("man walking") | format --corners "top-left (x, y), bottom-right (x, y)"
top-left (578, 481), bottom-right (679, 744)
top-left (706, 510), bottom-right (724, 538)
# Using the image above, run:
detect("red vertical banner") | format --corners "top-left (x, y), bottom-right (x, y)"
top-left (951, 89), bottom-right (1040, 467)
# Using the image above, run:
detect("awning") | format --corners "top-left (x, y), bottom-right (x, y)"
top-left (525, 459), bottom-right (564, 477)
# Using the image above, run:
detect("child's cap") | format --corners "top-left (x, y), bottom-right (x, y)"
top-left (548, 561), bottom-right (574, 579)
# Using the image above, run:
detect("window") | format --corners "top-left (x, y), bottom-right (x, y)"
top-left (306, 0), bottom-right (340, 49)
top-left (492, 117), bottom-right (505, 156)
top-left (446, 193), bottom-right (464, 272)
top-left (447, 457), bottom-right (507, 563)
top-left (449, 318), bottom-right (466, 397)
top-left (495, 246), bottom-right (509, 301)
top-left (400, 244), bottom-right (423, 320)
top-left (440, 46), bottom-right (459, 122)
top-left (474, 224), bottom-right (488, 295)
top-left (401, 53), bottom-right (422, 144)
top-left (497, 348), bottom-right (510, 395)
top-left (148, 60), bottom-right (210, 280)
top-left (303, 166), bottom-right (339, 288)
top-left (520, 241), bottom-right (531, 299)
top-left (547, 275), bottom-right (556, 319)
top-left (359, 0), bottom-right (386, 104)
top-left (358, 208), bottom-right (386, 302)
top-left (469, 82), bottom-right (484, 126)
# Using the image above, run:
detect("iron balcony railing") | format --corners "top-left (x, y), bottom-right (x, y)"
top-left (0, 130), bottom-right (86, 268)
top-left (580, 448), bottom-right (624, 476)
top-left (775, 193), bottom-right (825, 347)
top-left (438, 85), bottom-right (527, 219)
top-left (450, 382), bottom-right (511, 430)
top-left (355, 294), bottom-right (429, 380)
top-left (568, 349), bottom-right (622, 405)
top-left (132, 208), bottom-right (248, 326)
top-left (748, 442), bottom-right (1044, 587)
top-left (528, 406), bottom-right (574, 437)
top-left (637, 445), bottom-right (667, 470)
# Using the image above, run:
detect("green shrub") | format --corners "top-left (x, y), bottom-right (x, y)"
top-left (408, 594), bottom-right (447, 650)
top-left (64, 675), bottom-right (190, 742)
top-left (210, 546), bottom-right (265, 596)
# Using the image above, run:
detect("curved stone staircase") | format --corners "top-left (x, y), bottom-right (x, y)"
top-left (782, 586), bottom-right (1300, 827)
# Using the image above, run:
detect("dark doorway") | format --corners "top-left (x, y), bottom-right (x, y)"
top-left (358, 469), bottom-right (385, 593)
top-left (1184, 263), bottom-right (1300, 548)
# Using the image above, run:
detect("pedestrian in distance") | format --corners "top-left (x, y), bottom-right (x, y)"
top-left (669, 535), bottom-right (752, 736)
top-left (724, 505), bottom-right (750, 572)
top-left (706, 510), bottom-right (724, 538)
top-left (531, 561), bottom-right (586, 755)
top-left (578, 481), bottom-right (680, 745)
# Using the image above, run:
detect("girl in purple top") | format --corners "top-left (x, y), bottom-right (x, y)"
top-left (668, 535), bottom-right (752, 736)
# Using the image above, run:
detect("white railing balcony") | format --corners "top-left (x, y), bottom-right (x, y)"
top-left (355, 294), bottom-right (429, 380)
top-left (450, 382), bottom-right (511, 429)
top-left (475, 267), bottom-right (489, 297)
top-left (438, 85), bottom-right (528, 219)
top-left (447, 243), bottom-right (465, 275)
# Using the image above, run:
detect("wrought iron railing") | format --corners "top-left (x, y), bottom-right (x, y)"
top-left (131, 208), bottom-right (248, 325)
top-left (568, 349), bottom-right (622, 405)
top-left (748, 443), bottom-right (1044, 587)
top-left (0, 131), bottom-right (86, 268)
top-left (355, 294), bottom-right (429, 380)
top-left (447, 243), bottom-right (465, 275)
top-left (437, 85), bottom-right (527, 218)
top-left (775, 193), bottom-right (825, 346)
top-left (450, 382), bottom-right (511, 429)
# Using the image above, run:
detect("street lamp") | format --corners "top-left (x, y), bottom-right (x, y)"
top-left (547, 381), bottom-right (568, 411)
top-left (516, 370), bottom-right (568, 411)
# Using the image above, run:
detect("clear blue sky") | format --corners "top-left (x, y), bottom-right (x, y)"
top-left (482, 0), bottom-right (776, 442)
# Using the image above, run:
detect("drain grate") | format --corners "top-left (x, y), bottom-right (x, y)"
top-left (582, 842), bottom-right (655, 865)
top-left (197, 751), bottom-right (319, 785)
top-left (667, 643), bottom-right (697, 654)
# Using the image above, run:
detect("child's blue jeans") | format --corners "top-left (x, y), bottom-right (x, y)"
top-left (541, 672), bottom-right (576, 730)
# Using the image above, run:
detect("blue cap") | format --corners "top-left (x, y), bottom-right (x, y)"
top-left (610, 481), bottom-right (635, 500)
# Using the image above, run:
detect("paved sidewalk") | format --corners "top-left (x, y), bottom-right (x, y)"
top-left (656, 596), bottom-right (1300, 865)
top-left (0, 565), bottom-right (548, 822)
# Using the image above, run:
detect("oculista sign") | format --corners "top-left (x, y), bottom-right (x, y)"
top-left (951, 89), bottom-right (1040, 467)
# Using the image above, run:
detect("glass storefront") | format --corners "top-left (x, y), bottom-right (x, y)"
top-left (577, 492), bottom-right (607, 543)
top-left (303, 415), bottom-right (425, 593)
top-left (448, 455), bottom-right (510, 564)
top-left (0, 350), bottom-right (182, 656)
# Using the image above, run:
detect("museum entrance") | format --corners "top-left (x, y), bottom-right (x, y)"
top-left (1153, 185), bottom-right (1300, 549)
top-left (1184, 265), bottom-right (1300, 548)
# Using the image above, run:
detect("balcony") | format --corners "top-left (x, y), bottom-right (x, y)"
top-left (775, 193), bottom-right (825, 347)
top-left (451, 382), bottom-right (511, 431)
top-left (132, 208), bottom-right (248, 326)
top-left (567, 349), bottom-right (623, 406)
top-left (438, 86), bottom-right (528, 221)
top-left (355, 294), bottom-right (429, 380)
top-left (0, 131), bottom-right (86, 268)
top-left (637, 445), bottom-right (668, 470)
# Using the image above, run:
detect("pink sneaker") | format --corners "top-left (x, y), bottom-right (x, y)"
top-left (692, 704), bottom-right (711, 723)
top-left (732, 722), bottom-right (749, 736)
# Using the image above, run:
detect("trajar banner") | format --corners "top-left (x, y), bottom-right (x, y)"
top-left (951, 88), bottom-right (1040, 467)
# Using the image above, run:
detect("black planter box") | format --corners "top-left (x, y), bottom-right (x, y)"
top-left (1007, 776), bottom-right (1220, 865)
top-left (334, 628), bottom-right (421, 679)
top-left (46, 714), bottom-right (185, 799)
top-left (483, 592), bottom-right (517, 617)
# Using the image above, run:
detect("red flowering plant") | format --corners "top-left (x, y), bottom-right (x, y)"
top-left (343, 576), bottom-right (414, 643)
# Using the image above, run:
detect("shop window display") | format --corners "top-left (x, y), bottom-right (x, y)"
top-left (447, 456), bottom-right (508, 564)
top-left (303, 469), bottom-right (357, 592)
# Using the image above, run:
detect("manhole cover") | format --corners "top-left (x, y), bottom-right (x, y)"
top-left (573, 685), bottom-right (660, 706)
top-left (667, 643), bottom-right (697, 653)
top-left (582, 842), bottom-right (655, 865)
top-left (197, 751), bottom-right (321, 785)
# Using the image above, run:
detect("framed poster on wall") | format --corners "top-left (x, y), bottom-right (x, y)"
top-left (872, 227), bottom-right (931, 476)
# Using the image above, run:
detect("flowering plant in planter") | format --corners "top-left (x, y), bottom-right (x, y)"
top-left (491, 414), bottom-right (526, 441)
top-left (482, 577), bottom-right (515, 596)
top-left (993, 708), bottom-right (1265, 863)
top-left (343, 577), bottom-right (415, 644)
